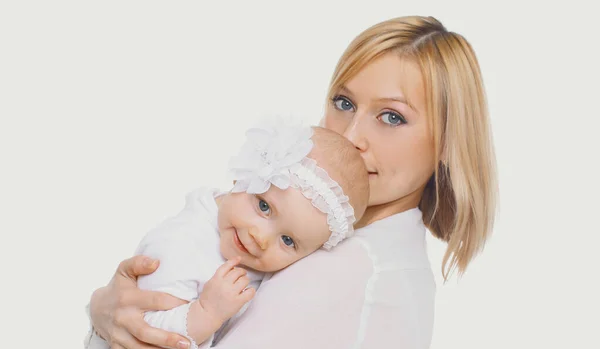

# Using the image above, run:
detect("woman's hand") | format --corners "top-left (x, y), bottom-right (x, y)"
top-left (89, 255), bottom-right (191, 349)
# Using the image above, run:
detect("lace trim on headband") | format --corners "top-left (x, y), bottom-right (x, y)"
top-left (289, 158), bottom-right (355, 249)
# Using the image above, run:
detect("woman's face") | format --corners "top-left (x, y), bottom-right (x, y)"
top-left (322, 53), bottom-right (436, 220)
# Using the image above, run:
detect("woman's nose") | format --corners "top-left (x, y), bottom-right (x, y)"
top-left (248, 226), bottom-right (268, 250)
top-left (343, 114), bottom-right (369, 152)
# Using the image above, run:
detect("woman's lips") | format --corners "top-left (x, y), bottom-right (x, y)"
top-left (233, 229), bottom-right (249, 254)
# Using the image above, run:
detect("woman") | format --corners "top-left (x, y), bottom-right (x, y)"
top-left (87, 15), bottom-right (497, 349)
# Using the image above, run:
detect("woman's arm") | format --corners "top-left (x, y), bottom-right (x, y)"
top-left (88, 255), bottom-right (192, 349)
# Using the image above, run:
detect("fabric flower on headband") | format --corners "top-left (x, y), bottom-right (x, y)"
top-left (229, 120), bottom-right (314, 194)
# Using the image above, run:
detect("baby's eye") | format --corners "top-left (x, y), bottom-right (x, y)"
top-left (332, 96), bottom-right (355, 112)
top-left (258, 199), bottom-right (271, 214)
top-left (281, 235), bottom-right (295, 247)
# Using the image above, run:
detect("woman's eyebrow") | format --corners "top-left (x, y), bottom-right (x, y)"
top-left (339, 85), bottom-right (355, 98)
top-left (377, 95), bottom-right (417, 112)
top-left (341, 84), bottom-right (417, 112)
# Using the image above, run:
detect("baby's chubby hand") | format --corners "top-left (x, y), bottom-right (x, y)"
top-left (198, 257), bottom-right (256, 326)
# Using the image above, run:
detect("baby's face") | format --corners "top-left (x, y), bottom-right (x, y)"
top-left (217, 186), bottom-right (330, 272)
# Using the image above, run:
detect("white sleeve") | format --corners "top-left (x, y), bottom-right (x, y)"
top-left (213, 238), bottom-right (435, 349)
top-left (143, 302), bottom-right (214, 349)
top-left (135, 219), bottom-right (217, 349)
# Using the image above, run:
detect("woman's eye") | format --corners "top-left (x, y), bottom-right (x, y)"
top-left (281, 235), bottom-right (295, 247)
top-left (258, 199), bottom-right (271, 214)
top-left (333, 96), bottom-right (355, 112)
top-left (380, 111), bottom-right (407, 126)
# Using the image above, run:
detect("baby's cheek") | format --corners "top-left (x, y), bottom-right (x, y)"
top-left (321, 227), bottom-right (332, 244)
top-left (231, 196), bottom-right (256, 220)
top-left (257, 250), bottom-right (288, 272)
top-left (216, 209), bottom-right (228, 232)
top-left (219, 237), bottom-right (234, 259)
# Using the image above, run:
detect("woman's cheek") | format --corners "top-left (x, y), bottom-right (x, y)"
top-left (317, 116), bottom-right (326, 127)
top-left (322, 113), bottom-right (348, 135)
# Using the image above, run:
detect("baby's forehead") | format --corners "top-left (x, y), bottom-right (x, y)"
top-left (269, 187), bottom-right (330, 242)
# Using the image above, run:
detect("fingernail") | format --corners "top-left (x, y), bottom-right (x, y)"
top-left (177, 340), bottom-right (190, 349)
top-left (143, 258), bottom-right (155, 268)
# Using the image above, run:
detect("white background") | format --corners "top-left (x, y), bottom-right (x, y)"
top-left (1, 1), bottom-right (599, 348)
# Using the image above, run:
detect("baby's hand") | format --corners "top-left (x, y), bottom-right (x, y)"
top-left (198, 257), bottom-right (256, 326)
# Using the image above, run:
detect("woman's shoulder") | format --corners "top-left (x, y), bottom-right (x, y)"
top-left (353, 207), bottom-right (432, 270)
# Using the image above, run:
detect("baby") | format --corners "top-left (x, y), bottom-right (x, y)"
top-left (129, 120), bottom-right (369, 349)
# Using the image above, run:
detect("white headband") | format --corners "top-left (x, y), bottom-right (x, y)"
top-left (228, 119), bottom-right (356, 250)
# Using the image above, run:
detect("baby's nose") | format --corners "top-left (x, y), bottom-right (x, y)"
top-left (249, 226), bottom-right (268, 250)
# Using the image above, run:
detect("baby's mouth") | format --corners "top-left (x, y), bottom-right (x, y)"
top-left (233, 228), bottom-right (250, 254)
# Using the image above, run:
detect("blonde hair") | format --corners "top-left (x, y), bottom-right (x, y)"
top-left (309, 127), bottom-right (370, 222)
top-left (327, 16), bottom-right (498, 280)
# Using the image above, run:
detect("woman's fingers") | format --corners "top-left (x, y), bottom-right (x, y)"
top-left (113, 329), bottom-right (168, 349)
top-left (111, 295), bottom-right (189, 349)
top-left (126, 316), bottom-right (190, 349)
top-left (90, 256), bottom-right (190, 349)
top-left (118, 255), bottom-right (160, 280)
top-left (112, 333), bottom-right (155, 349)
top-left (89, 286), bottom-right (112, 340)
